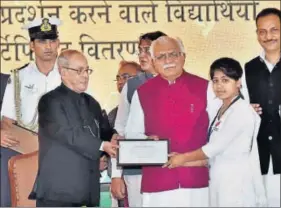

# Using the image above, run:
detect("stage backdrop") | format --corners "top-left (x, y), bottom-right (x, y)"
top-left (1, 0), bottom-right (280, 112)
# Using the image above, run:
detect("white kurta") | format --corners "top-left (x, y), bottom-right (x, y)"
top-left (202, 98), bottom-right (267, 207)
top-left (111, 83), bottom-right (129, 178)
top-left (111, 83), bottom-right (143, 207)
top-left (125, 91), bottom-right (209, 207)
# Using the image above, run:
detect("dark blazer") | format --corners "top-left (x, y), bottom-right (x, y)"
top-left (32, 84), bottom-right (114, 206)
top-left (245, 57), bottom-right (281, 174)
top-left (1, 73), bottom-right (19, 207)
top-left (0, 73), bottom-right (10, 112)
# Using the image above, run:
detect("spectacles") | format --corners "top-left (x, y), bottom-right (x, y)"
top-left (136, 46), bottom-right (150, 56)
top-left (154, 51), bottom-right (184, 61)
top-left (114, 73), bottom-right (134, 82)
top-left (63, 66), bottom-right (93, 75)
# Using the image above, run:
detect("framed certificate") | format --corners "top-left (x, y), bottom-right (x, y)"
top-left (9, 123), bottom-right (38, 154)
top-left (117, 139), bottom-right (169, 166)
top-left (1, 116), bottom-right (38, 154)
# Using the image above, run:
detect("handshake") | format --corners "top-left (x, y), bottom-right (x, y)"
top-left (101, 133), bottom-right (124, 158)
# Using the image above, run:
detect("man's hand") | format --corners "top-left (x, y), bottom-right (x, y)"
top-left (99, 155), bottom-right (108, 171)
top-left (147, 135), bottom-right (159, 140)
top-left (111, 177), bottom-right (126, 200)
top-left (0, 129), bottom-right (18, 148)
top-left (111, 133), bottom-right (124, 145)
top-left (251, 103), bottom-right (262, 115)
top-left (102, 141), bottom-right (118, 158)
top-left (163, 152), bottom-right (186, 169)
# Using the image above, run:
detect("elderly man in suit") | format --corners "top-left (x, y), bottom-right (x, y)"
top-left (0, 72), bottom-right (12, 207)
top-left (0, 73), bottom-right (10, 111)
top-left (32, 49), bottom-right (118, 207)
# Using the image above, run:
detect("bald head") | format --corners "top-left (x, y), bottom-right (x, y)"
top-left (150, 36), bottom-right (186, 82)
top-left (116, 60), bottom-right (141, 93)
top-left (58, 49), bottom-right (86, 69)
top-left (58, 49), bottom-right (90, 93)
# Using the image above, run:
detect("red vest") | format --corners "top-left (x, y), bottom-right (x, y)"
top-left (138, 72), bottom-right (209, 193)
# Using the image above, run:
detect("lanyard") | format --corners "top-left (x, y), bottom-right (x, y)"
top-left (207, 95), bottom-right (241, 141)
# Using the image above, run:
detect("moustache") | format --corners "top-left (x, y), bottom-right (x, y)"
top-left (264, 39), bottom-right (277, 43)
top-left (163, 63), bottom-right (176, 70)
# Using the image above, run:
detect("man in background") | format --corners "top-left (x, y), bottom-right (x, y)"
top-left (244, 8), bottom-right (281, 207)
top-left (107, 60), bottom-right (141, 207)
top-left (108, 60), bottom-right (141, 128)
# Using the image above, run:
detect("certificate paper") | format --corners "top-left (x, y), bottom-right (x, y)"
top-left (9, 123), bottom-right (38, 154)
top-left (117, 139), bottom-right (169, 166)
top-left (1, 116), bottom-right (38, 154)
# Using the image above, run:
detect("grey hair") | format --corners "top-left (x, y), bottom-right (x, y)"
top-left (57, 49), bottom-right (83, 68)
top-left (57, 55), bottom-right (69, 68)
top-left (149, 36), bottom-right (185, 59)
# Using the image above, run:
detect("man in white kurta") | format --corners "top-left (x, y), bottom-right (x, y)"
top-left (110, 31), bottom-right (166, 207)
top-left (125, 36), bottom-right (210, 207)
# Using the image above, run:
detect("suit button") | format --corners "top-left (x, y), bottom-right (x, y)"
top-left (268, 100), bottom-right (273, 104)
top-left (269, 82), bottom-right (274, 87)
top-left (269, 136), bottom-right (273, 140)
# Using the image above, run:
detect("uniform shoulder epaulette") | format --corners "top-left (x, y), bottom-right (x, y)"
top-left (7, 76), bottom-right (11, 84)
top-left (10, 63), bottom-right (29, 73)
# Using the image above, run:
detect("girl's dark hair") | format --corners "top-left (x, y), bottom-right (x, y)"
top-left (210, 57), bottom-right (243, 81)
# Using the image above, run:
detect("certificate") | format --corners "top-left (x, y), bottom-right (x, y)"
top-left (9, 123), bottom-right (38, 154)
top-left (117, 139), bottom-right (169, 166)
top-left (1, 117), bottom-right (38, 154)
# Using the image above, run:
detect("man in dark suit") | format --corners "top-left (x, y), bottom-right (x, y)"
top-left (32, 49), bottom-right (118, 207)
top-left (0, 72), bottom-right (18, 207)
top-left (0, 73), bottom-right (10, 111)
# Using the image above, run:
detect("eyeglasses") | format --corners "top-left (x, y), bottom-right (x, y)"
top-left (136, 46), bottom-right (150, 56)
top-left (63, 66), bottom-right (93, 75)
top-left (114, 73), bottom-right (134, 82)
top-left (154, 51), bottom-right (184, 61)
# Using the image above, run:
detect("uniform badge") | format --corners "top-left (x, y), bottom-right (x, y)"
top-left (24, 84), bottom-right (38, 94)
top-left (40, 18), bottom-right (52, 32)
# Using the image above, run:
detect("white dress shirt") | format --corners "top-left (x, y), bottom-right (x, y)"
top-left (1, 62), bottom-right (61, 123)
top-left (124, 91), bottom-right (146, 140)
top-left (259, 51), bottom-right (278, 73)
